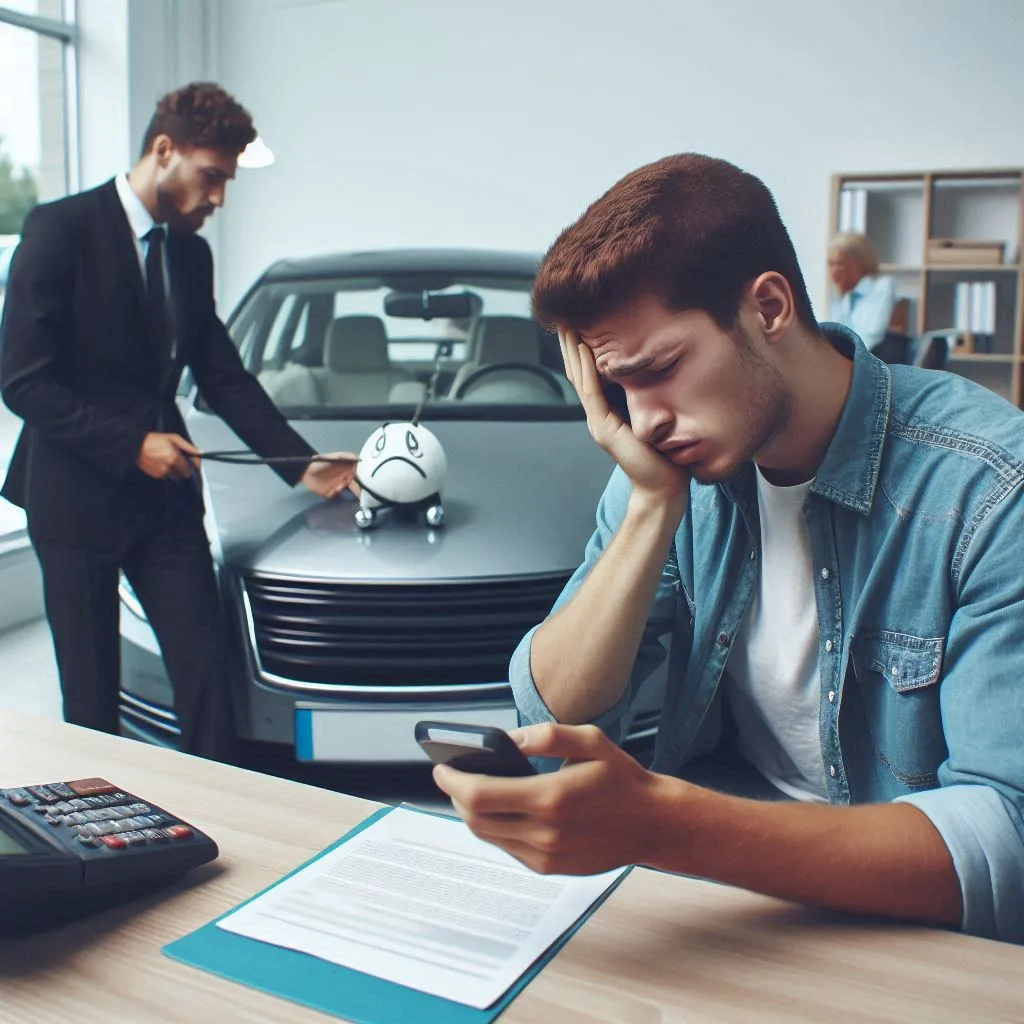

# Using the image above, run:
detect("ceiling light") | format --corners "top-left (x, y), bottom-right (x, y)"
top-left (238, 136), bottom-right (275, 169)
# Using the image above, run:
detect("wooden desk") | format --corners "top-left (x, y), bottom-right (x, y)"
top-left (1, 710), bottom-right (1022, 1023)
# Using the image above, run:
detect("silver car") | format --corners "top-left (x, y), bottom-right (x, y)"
top-left (118, 249), bottom-right (662, 766)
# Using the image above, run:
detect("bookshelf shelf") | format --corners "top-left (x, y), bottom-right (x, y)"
top-left (925, 264), bottom-right (1020, 273)
top-left (948, 354), bottom-right (1019, 364)
top-left (830, 168), bottom-right (1024, 408)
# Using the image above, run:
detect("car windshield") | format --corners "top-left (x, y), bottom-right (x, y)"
top-left (219, 270), bottom-right (582, 421)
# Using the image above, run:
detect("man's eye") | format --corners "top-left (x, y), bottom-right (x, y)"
top-left (649, 358), bottom-right (680, 381)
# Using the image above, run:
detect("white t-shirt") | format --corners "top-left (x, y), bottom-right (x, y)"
top-left (725, 469), bottom-right (829, 802)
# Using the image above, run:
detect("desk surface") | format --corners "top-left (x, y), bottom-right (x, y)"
top-left (1, 710), bottom-right (1022, 1023)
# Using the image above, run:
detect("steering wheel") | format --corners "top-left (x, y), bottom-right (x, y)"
top-left (452, 361), bottom-right (566, 401)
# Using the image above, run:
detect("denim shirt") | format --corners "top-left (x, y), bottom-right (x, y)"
top-left (510, 324), bottom-right (1024, 943)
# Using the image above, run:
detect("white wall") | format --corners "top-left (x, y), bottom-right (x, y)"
top-left (144, 0), bottom-right (1024, 315)
top-left (76, 0), bottom-right (130, 187)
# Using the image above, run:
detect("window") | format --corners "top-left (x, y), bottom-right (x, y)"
top-left (0, 2), bottom-right (76, 538)
top-left (222, 271), bottom-right (578, 419)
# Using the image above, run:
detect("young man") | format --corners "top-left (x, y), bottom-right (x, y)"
top-left (0, 83), bottom-right (356, 761)
top-left (433, 154), bottom-right (1024, 944)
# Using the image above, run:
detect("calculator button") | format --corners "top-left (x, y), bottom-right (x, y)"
top-left (26, 785), bottom-right (60, 804)
top-left (99, 835), bottom-right (127, 850)
top-left (31, 803), bottom-right (50, 814)
top-left (77, 833), bottom-right (97, 846)
top-left (68, 778), bottom-right (117, 797)
top-left (165, 825), bottom-right (192, 841)
top-left (47, 782), bottom-right (76, 799)
top-left (5, 789), bottom-right (31, 807)
top-left (53, 801), bottom-right (74, 815)
top-left (121, 831), bottom-right (147, 846)
top-left (68, 799), bottom-right (90, 811)
top-left (126, 803), bottom-right (150, 815)
top-left (141, 829), bottom-right (167, 843)
top-left (74, 824), bottom-right (102, 837)
top-left (67, 812), bottom-right (90, 824)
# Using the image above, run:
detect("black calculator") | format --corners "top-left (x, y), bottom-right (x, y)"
top-left (0, 777), bottom-right (218, 935)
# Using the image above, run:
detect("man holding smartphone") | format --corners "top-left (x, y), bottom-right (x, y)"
top-left (432, 153), bottom-right (1024, 945)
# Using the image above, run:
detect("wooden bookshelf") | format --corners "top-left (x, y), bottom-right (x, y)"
top-left (829, 168), bottom-right (1024, 408)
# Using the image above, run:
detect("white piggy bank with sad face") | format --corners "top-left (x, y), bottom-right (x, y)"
top-left (354, 421), bottom-right (447, 530)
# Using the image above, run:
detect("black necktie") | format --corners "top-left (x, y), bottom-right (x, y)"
top-left (144, 226), bottom-right (173, 366)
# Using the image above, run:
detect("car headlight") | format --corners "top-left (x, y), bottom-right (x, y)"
top-left (118, 573), bottom-right (147, 621)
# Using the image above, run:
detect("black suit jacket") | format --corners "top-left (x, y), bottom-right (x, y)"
top-left (0, 179), bottom-right (315, 546)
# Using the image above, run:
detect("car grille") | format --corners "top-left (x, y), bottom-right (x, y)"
top-left (242, 572), bottom-right (571, 688)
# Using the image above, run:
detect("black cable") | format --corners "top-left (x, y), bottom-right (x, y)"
top-left (197, 450), bottom-right (359, 465)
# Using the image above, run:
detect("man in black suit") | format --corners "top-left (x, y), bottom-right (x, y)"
top-left (0, 83), bottom-right (356, 761)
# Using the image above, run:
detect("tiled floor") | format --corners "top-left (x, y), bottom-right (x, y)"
top-left (0, 616), bottom-right (61, 719)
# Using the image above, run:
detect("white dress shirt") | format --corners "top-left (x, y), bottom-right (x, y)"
top-left (828, 274), bottom-right (896, 351)
top-left (114, 173), bottom-right (170, 295)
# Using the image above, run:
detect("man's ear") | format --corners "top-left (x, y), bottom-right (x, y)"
top-left (152, 134), bottom-right (174, 169)
top-left (750, 272), bottom-right (796, 342)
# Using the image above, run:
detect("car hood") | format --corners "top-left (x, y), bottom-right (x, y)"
top-left (187, 411), bottom-right (614, 581)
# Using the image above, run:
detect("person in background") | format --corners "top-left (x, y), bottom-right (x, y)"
top-left (0, 82), bottom-right (357, 762)
top-left (827, 232), bottom-right (899, 359)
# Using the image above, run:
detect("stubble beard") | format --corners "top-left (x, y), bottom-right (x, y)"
top-left (689, 323), bottom-right (792, 485)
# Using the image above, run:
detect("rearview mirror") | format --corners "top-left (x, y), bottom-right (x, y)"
top-left (384, 290), bottom-right (475, 320)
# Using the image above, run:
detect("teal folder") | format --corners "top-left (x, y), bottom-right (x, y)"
top-left (163, 806), bottom-right (629, 1024)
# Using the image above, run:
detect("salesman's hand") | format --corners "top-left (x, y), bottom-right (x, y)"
top-left (432, 723), bottom-right (673, 875)
top-left (300, 451), bottom-right (360, 500)
top-left (560, 329), bottom-right (690, 508)
top-left (136, 432), bottom-right (201, 480)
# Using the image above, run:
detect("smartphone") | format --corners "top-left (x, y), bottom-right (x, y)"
top-left (415, 721), bottom-right (537, 777)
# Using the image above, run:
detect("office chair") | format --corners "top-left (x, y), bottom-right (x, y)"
top-left (910, 330), bottom-right (953, 371)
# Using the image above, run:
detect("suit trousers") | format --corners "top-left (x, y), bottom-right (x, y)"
top-left (31, 476), bottom-right (237, 763)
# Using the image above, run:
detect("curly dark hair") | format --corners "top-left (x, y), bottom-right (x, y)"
top-left (140, 82), bottom-right (256, 158)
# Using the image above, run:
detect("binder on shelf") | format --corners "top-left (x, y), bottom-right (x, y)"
top-left (838, 188), bottom-right (867, 234)
top-left (953, 280), bottom-right (997, 353)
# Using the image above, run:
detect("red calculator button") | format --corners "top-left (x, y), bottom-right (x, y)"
top-left (100, 835), bottom-right (127, 850)
top-left (165, 825), bottom-right (192, 840)
top-left (68, 778), bottom-right (117, 796)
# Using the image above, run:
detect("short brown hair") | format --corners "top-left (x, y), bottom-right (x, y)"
top-left (140, 82), bottom-right (256, 158)
top-left (533, 153), bottom-right (817, 333)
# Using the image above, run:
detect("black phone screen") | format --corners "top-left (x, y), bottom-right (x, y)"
top-left (415, 721), bottom-right (537, 777)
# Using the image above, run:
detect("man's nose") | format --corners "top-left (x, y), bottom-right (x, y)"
top-left (628, 396), bottom-right (674, 447)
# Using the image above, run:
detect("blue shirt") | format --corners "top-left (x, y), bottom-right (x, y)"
top-left (510, 324), bottom-right (1024, 944)
top-left (829, 274), bottom-right (896, 350)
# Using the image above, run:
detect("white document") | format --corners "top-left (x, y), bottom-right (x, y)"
top-left (217, 806), bottom-right (626, 1009)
